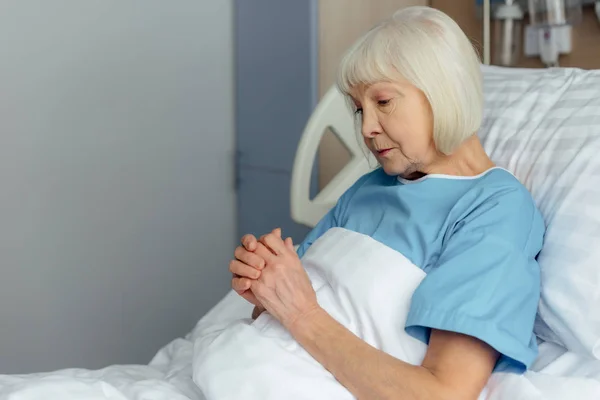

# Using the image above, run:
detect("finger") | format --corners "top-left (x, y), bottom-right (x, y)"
top-left (250, 279), bottom-right (270, 300)
top-left (253, 242), bottom-right (276, 262)
top-left (242, 292), bottom-right (260, 308)
top-left (284, 237), bottom-right (294, 251)
top-left (229, 260), bottom-right (261, 279)
top-left (250, 279), bottom-right (263, 296)
top-left (258, 229), bottom-right (280, 248)
top-left (258, 233), bottom-right (269, 247)
top-left (257, 236), bottom-right (278, 256)
top-left (262, 232), bottom-right (288, 255)
top-left (231, 278), bottom-right (252, 295)
top-left (232, 276), bottom-right (252, 293)
top-left (241, 234), bottom-right (257, 252)
top-left (234, 246), bottom-right (265, 269)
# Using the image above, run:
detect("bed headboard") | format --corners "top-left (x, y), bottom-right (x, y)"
top-left (290, 86), bottom-right (375, 228)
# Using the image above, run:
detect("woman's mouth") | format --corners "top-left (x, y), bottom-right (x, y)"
top-left (377, 148), bottom-right (392, 156)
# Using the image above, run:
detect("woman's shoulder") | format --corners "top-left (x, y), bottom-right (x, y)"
top-left (459, 167), bottom-right (545, 253)
top-left (339, 167), bottom-right (392, 199)
top-left (357, 167), bottom-right (393, 185)
top-left (474, 167), bottom-right (537, 208)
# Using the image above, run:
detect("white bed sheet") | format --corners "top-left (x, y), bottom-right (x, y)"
top-left (0, 292), bottom-right (250, 400)
top-left (2, 290), bottom-right (599, 399)
top-left (0, 339), bottom-right (199, 400)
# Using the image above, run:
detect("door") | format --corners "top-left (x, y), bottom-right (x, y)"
top-left (235, 0), bottom-right (318, 242)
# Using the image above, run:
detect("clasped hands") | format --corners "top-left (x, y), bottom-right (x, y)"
top-left (230, 228), bottom-right (320, 330)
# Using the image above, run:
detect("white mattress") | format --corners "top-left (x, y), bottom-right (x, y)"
top-left (1, 291), bottom-right (598, 399)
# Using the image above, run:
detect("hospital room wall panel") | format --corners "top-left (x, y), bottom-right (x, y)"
top-left (0, 0), bottom-right (236, 373)
top-left (237, 167), bottom-right (311, 245)
top-left (235, 0), bottom-right (319, 243)
top-left (235, 0), bottom-right (317, 172)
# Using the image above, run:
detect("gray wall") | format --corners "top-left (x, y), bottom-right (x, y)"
top-left (0, 0), bottom-right (235, 373)
top-left (235, 0), bottom-right (317, 243)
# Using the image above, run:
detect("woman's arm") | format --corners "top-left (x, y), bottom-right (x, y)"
top-left (290, 308), bottom-right (498, 400)
top-left (248, 231), bottom-right (498, 400)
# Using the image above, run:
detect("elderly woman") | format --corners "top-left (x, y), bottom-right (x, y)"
top-left (230, 6), bottom-right (544, 400)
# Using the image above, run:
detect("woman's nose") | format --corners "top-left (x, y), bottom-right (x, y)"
top-left (361, 110), bottom-right (381, 139)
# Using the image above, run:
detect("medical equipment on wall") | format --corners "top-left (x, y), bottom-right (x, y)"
top-left (493, 1), bottom-right (525, 66)
top-left (526, 0), bottom-right (582, 67)
top-left (481, 0), bottom-right (586, 67)
top-left (480, 0), bottom-right (526, 66)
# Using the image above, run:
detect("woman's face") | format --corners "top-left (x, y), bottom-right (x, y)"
top-left (349, 80), bottom-right (437, 178)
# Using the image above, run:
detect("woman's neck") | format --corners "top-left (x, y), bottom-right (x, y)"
top-left (425, 135), bottom-right (495, 177)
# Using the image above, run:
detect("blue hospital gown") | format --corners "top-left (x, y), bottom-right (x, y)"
top-left (296, 166), bottom-right (545, 373)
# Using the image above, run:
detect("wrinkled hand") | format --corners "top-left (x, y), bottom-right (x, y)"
top-left (230, 232), bottom-right (271, 308)
top-left (250, 231), bottom-right (320, 330)
top-left (230, 228), bottom-right (288, 312)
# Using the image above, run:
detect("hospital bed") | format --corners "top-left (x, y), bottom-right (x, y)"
top-left (1, 64), bottom-right (600, 399)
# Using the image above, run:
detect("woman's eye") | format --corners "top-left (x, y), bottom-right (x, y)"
top-left (354, 107), bottom-right (363, 115)
top-left (377, 99), bottom-right (390, 106)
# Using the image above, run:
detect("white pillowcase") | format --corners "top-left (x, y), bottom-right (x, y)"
top-left (479, 65), bottom-right (600, 358)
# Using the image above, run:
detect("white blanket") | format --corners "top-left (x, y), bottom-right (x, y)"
top-left (192, 228), bottom-right (600, 400)
top-left (0, 338), bottom-right (203, 400)
top-left (1, 228), bottom-right (598, 399)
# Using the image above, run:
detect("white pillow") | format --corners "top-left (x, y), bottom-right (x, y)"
top-left (479, 65), bottom-right (600, 358)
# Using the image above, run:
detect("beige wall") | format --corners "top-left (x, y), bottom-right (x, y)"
top-left (317, 0), bottom-right (429, 189)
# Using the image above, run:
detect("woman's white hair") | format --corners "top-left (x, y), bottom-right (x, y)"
top-left (337, 6), bottom-right (483, 155)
